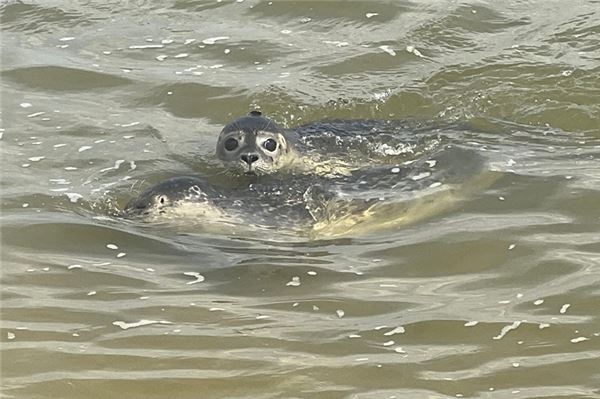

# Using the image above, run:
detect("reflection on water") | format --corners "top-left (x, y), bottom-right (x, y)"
top-left (1, 1), bottom-right (599, 398)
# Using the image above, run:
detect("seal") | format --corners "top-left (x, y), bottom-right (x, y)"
top-left (124, 176), bottom-right (223, 216)
top-left (215, 111), bottom-right (298, 175)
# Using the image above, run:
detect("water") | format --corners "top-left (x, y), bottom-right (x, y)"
top-left (1, 1), bottom-right (600, 398)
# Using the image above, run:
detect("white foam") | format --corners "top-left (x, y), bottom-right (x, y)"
top-left (100, 159), bottom-right (125, 172)
top-left (559, 304), bottom-right (571, 314)
top-left (323, 40), bottom-right (349, 47)
top-left (286, 276), bottom-right (301, 286)
top-left (129, 44), bottom-right (164, 49)
top-left (383, 326), bottom-right (405, 335)
top-left (411, 172), bottom-right (431, 181)
top-left (183, 272), bottom-right (205, 284)
top-left (121, 121), bottom-right (140, 128)
top-left (379, 45), bottom-right (396, 56)
top-left (406, 45), bottom-right (424, 58)
top-left (113, 319), bottom-right (171, 330)
top-left (65, 193), bottom-right (83, 203)
top-left (570, 336), bottom-right (589, 343)
top-left (492, 321), bottom-right (522, 340)
top-left (202, 36), bottom-right (229, 45)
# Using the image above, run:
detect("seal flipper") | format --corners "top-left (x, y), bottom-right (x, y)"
top-left (124, 176), bottom-right (222, 216)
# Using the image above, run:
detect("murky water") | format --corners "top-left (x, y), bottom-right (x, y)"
top-left (2, 1), bottom-right (600, 398)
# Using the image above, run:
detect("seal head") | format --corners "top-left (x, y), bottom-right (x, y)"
top-left (216, 111), bottom-right (294, 175)
top-left (124, 176), bottom-right (221, 216)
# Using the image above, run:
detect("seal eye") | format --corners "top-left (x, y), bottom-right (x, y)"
top-left (263, 139), bottom-right (277, 152)
top-left (224, 138), bottom-right (238, 151)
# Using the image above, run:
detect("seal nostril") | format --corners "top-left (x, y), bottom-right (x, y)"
top-left (241, 153), bottom-right (259, 165)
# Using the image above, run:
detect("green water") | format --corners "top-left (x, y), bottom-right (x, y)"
top-left (1, 1), bottom-right (599, 398)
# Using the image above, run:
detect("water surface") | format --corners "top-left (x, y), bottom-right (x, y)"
top-left (1, 1), bottom-right (600, 398)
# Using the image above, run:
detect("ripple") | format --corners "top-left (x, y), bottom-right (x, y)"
top-left (0, 2), bottom-right (91, 33)
top-left (2, 66), bottom-right (132, 91)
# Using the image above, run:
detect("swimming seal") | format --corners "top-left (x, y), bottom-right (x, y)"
top-left (125, 176), bottom-right (222, 216)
